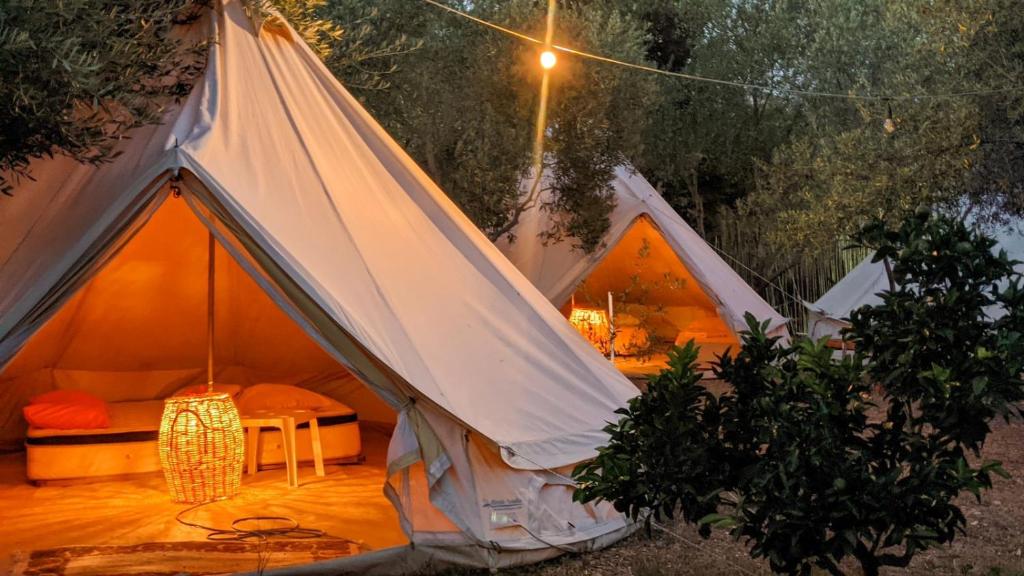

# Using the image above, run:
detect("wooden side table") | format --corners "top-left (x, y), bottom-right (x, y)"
top-left (240, 409), bottom-right (326, 487)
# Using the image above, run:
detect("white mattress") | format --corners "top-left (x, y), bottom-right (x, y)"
top-left (25, 399), bottom-right (362, 482)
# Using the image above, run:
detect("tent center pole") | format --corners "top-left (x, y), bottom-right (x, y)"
top-left (882, 257), bottom-right (896, 292)
top-left (207, 229), bottom-right (216, 391)
top-left (608, 291), bottom-right (615, 363)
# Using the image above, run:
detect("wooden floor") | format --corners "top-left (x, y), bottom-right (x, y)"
top-left (0, 427), bottom-right (405, 575)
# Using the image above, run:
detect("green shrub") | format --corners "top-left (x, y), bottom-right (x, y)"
top-left (572, 340), bottom-right (734, 537)
top-left (574, 210), bottom-right (1024, 576)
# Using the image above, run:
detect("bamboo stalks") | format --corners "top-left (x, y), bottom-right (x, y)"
top-left (711, 222), bottom-right (869, 335)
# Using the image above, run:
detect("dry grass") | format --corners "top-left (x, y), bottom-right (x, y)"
top-left (503, 419), bottom-right (1024, 576)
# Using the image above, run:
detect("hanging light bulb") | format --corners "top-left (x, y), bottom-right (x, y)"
top-left (883, 102), bottom-right (897, 135)
top-left (540, 50), bottom-right (557, 70)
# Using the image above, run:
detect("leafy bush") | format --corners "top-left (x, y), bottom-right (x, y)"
top-left (574, 210), bottom-right (1024, 576)
top-left (572, 341), bottom-right (733, 537)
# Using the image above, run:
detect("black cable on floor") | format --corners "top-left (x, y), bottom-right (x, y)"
top-left (175, 500), bottom-right (326, 541)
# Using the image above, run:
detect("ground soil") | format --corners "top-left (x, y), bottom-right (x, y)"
top-left (507, 407), bottom-right (1024, 576)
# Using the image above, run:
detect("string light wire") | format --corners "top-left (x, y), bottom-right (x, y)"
top-left (420, 0), bottom-right (1022, 101)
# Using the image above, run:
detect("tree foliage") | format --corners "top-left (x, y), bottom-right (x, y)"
top-left (575, 211), bottom-right (1024, 576)
top-left (4, 0), bottom-right (1022, 263)
top-left (321, 0), bottom-right (1022, 257)
top-left (0, 0), bottom-right (205, 194)
top-left (0, 0), bottom-right (411, 196)
top-left (634, 0), bottom-right (807, 237)
top-left (739, 0), bottom-right (1024, 258)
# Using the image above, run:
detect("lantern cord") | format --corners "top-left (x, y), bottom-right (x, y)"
top-left (175, 500), bottom-right (327, 541)
top-left (206, 229), bottom-right (216, 392)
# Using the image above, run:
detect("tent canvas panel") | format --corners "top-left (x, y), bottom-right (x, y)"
top-left (576, 217), bottom-right (721, 308)
top-left (806, 254), bottom-right (891, 339)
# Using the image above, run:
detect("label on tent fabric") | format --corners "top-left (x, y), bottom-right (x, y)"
top-left (483, 498), bottom-right (523, 529)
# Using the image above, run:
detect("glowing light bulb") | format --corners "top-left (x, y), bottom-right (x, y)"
top-left (540, 50), bottom-right (557, 70)
top-left (883, 102), bottom-right (897, 134)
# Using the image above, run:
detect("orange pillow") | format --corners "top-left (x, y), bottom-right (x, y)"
top-left (30, 389), bottom-right (105, 406)
top-left (236, 384), bottom-right (335, 413)
top-left (24, 402), bottom-right (110, 430)
top-left (172, 383), bottom-right (243, 398)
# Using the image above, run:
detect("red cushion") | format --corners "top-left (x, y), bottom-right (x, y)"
top-left (29, 389), bottom-right (105, 406)
top-left (24, 402), bottom-right (110, 430)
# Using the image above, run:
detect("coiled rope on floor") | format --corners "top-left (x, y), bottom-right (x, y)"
top-left (175, 500), bottom-right (326, 542)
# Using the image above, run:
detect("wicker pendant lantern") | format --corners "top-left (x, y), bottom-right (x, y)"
top-left (158, 225), bottom-right (244, 503)
top-left (159, 392), bottom-right (244, 503)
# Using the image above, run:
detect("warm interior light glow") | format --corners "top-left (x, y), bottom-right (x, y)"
top-left (569, 307), bottom-right (610, 352)
top-left (159, 392), bottom-right (245, 503)
top-left (540, 50), bottom-right (557, 69)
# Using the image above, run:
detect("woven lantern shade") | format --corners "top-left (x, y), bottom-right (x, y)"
top-left (158, 392), bottom-right (245, 503)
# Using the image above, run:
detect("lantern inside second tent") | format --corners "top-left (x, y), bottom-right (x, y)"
top-left (569, 307), bottom-right (611, 353)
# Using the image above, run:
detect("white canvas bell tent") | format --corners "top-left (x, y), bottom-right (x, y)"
top-left (806, 221), bottom-right (1024, 341)
top-left (0, 1), bottom-right (639, 572)
top-left (805, 255), bottom-right (893, 341)
top-left (496, 166), bottom-right (788, 369)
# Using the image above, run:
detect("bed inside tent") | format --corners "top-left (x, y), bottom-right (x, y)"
top-left (0, 192), bottom-right (411, 574)
top-left (563, 216), bottom-right (739, 378)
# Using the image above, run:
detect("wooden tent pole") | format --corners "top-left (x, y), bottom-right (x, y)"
top-left (207, 229), bottom-right (216, 391)
top-left (608, 291), bottom-right (615, 363)
top-left (882, 257), bottom-right (896, 292)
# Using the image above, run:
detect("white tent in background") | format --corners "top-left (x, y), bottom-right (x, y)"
top-left (807, 221), bottom-right (1024, 341)
top-left (0, 1), bottom-right (639, 572)
top-left (496, 166), bottom-right (788, 367)
top-left (805, 255), bottom-right (893, 341)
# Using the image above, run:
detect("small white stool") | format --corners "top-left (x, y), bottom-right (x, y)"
top-left (240, 409), bottom-right (325, 487)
